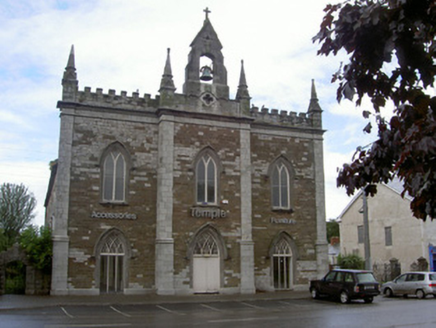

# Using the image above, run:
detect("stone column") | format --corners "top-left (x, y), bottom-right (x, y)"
top-left (240, 126), bottom-right (255, 294)
top-left (313, 137), bottom-right (329, 278)
top-left (155, 115), bottom-right (175, 295)
top-left (51, 109), bottom-right (74, 295)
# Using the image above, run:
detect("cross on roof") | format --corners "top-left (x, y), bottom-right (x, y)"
top-left (204, 7), bottom-right (211, 20)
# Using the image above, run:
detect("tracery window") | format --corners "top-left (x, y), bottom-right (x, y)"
top-left (101, 143), bottom-right (130, 203)
top-left (99, 230), bottom-right (125, 294)
top-left (196, 152), bottom-right (218, 205)
top-left (272, 236), bottom-right (293, 290)
top-left (194, 232), bottom-right (219, 256)
top-left (271, 161), bottom-right (291, 209)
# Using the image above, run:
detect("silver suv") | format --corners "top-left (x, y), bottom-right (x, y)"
top-left (382, 272), bottom-right (436, 299)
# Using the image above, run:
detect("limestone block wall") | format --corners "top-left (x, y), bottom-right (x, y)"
top-left (251, 128), bottom-right (319, 289)
top-left (66, 108), bottom-right (159, 292)
top-left (171, 119), bottom-right (243, 292)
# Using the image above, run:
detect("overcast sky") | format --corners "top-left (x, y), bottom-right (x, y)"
top-left (0, 0), bottom-right (380, 227)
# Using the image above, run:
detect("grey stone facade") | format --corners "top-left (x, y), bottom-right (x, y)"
top-left (46, 12), bottom-right (328, 296)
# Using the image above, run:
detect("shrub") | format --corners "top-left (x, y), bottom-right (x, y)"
top-left (337, 254), bottom-right (365, 270)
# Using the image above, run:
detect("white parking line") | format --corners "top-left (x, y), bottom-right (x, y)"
top-left (45, 324), bottom-right (131, 328)
top-left (110, 306), bottom-right (132, 317)
top-left (209, 316), bottom-right (279, 323)
top-left (240, 301), bottom-right (264, 309)
top-left (200, 303), bottom-right (224, 312)
top-left (60, 307), bottom-right (74, 318)
top-left (156, 305), bottom-right (185, 315)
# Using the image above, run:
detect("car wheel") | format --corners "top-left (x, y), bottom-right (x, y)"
top-left (311, 288), bottom-right (320, 299)
top-left (340, 291), bottom-right (350, 304)
top-left (416, 289), bottom-right (426, 299)
top-left (384, 288), bottom-right (393, 297)
top-left (364, 296), bottom-right (374, 303)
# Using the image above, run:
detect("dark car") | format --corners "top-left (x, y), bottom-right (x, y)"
top-left (310, 269), bottom-right (381, 303)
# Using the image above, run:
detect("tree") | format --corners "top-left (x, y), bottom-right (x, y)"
top-left (326, 219), bottom-right (340, 242)
top-left (0, 183), bottom-right (36, 247)
top-left (314, 0), bottom-right (436, 220)
top-left (19, 225), bottom-right (52, 274)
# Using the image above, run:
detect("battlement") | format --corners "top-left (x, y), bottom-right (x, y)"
top-left (249, 106), bottom-right (312, 128)
top-left (74, 87), bottom-right (158, 111)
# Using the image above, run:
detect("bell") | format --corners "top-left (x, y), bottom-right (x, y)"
top-left (200, 65), bottom-right (213, 81)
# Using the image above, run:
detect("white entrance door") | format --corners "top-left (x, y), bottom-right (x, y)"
top-left (192, 231), bottom-right (220, 293)
top-left (193, 256), bottom-right (220, 293)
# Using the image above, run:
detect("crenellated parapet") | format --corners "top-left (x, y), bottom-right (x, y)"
top-left (249, 106), bottom-right (314, 128)
top-left (74, 87), bottom-right (159, 111)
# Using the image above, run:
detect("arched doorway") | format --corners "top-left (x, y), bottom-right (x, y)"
top-left (271, 234), bottom-right (294, 290)
top-left (96, 229), bottom-right (128, 294)
top-left (187, 224), bottom-right (228, 294)
top-left (193, 231), bottom-right (220, 293)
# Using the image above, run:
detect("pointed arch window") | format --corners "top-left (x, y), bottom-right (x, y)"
top-left (272, 236), bottom-right (293, 290)
top-left (270, 158), bottom-right (294, 210)
top-left (101, 143), bottom-right (130, 203)
top-left (97, 229), bottom-right (127, 294)
top-left (196, 152), bottom-right (218, 205)
top-left (194, 232), bottom-right (219, 256)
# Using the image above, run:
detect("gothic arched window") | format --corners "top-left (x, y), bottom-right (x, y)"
top-left (195, 149), bottom-right (220, 205)
top-left (101, 143), bottom-right (130, 203)
top-left (270, 157), bottom-right (294, 210)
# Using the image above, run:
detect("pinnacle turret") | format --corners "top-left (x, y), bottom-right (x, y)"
top-left (308, 79), bottom-right (322, 113)
top-left (62, 45), bottom-right (78, 101)
top-left (159, 48), bottom-right (176, 93)
top-left (307, 79), bottom-right (322, 128)
top-left (236, 60), bottom-right (250, 100)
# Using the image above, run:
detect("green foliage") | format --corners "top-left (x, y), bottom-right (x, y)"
top-left (337, 254), bottom-right (365, 270)
top-left (326, 220), bottom-right (340, 242)
top-left (0, 228), bottom-right (9, 252)
top-left (0, 183), bottom-right (36, 246)
top-left (19, 225), bottom-right (52, 274)
top-left (5, 261), bottom-right (26, 294)
top-left (314, 0), bottom-right (436, 220)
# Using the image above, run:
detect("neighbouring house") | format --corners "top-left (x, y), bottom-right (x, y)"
top-left (328, 236), bottom-right (340, 269)
top-left (44, 10), bottom-right (328, 296)
top-left (338, 178), bottom-right (436, 280)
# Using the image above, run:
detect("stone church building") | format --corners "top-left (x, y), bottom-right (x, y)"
top-left (45, 11), bottom-right (328, 296)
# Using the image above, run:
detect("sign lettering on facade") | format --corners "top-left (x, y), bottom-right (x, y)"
top-left (191, 207), bottom-right (227, 219)
top-left (270, 217), bottom-right (296, 225)
top-left (91, 211), bottom-right (137, 220)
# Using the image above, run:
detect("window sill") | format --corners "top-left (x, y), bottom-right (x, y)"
top-left (100, 201), bottom-right (129, 207)
top-left (271, 208), bottom-right (294, 214)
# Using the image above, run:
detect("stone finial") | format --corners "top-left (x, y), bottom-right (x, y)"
top-left (236, 60), bottom-right (251, 115)
top-left (236, 60), bottom-right (250, 100)
top-left (204, 7), bottom-right (211, 21)
top-left (63, 45), bottom-right (77, 81)
top-left (62, 45), bottom-right (78, 101)
top-left (159, 48), bottom-right (176, 93)
top-left (307, 79), bottom-right (322, 128)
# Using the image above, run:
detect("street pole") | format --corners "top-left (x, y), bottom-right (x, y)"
top-left (362, 191), bottom-right (371, 271)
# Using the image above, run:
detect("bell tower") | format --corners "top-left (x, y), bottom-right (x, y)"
top-left (183, 8), bottom-right (229, 99)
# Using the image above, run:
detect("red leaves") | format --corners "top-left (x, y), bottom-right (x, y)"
top-left (316, 0), bottom-right (436, 220)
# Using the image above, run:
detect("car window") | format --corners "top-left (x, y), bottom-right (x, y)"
top-left (429, 274), bottom-right (436, 281)
top-left (416, 274), bottom-right (425, 281)
top-left (356, 272), bottom-right (377, 283)
top-left (335, 272), bottom-right (344, 282)
top-left (325, 271), bottom-right (336, 282)
top-left (396, 274), bottom-right (407, 283)
top-left (406, 274), bottom-right (421, 282)
top-left (344, 273), bottom-right (354, 283)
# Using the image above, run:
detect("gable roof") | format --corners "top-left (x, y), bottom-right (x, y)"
top-left (337, 177), bottom-right (412, 220)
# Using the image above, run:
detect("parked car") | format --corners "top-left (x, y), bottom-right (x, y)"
top-left (310, 269), bottom-right (381, 304)
top-left (382, 272), bottom-right (436, 299)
